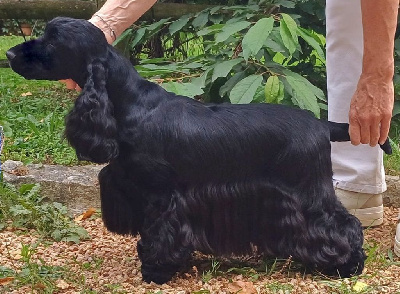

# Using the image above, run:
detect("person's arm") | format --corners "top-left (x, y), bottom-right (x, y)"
top-left (349, 0), bottom-right (399, 146)
top-left (89, 0), bottom-right (157, 44)
top-left (60, 0), bottom-right (157, 90)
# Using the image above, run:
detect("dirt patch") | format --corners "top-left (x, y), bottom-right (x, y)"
top-left (1, 207), bottom-right (399, 293)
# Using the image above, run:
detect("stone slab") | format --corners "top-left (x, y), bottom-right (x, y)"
top-left (2, 160), bottom-right (104, 215)
top-left (384, 175), bottom-right (400, 208)
top-left (1, 160), bottom-right (400, 216)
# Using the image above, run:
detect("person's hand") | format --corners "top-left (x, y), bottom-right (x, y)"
top-left (59, 79), bottom-right (81, 91)
top-left (349, 75), bottom-right (394, 147)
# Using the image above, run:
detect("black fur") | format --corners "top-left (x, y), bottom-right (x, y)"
top-left (7, 17), bottom-right (392, 284)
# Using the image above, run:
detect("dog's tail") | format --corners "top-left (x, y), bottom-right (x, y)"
top-left (326, 121), bottom-right (392, 155)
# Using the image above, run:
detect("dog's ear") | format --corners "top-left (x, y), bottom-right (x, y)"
top-left (65, 59), bottom-right (119, 163)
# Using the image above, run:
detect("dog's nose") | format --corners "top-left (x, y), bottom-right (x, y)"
top-left (6, 50), bottom-right (16, 60)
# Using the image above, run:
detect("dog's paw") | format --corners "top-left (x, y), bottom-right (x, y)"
top-left (336, 259), bottom-right (365, 278)
top-left (141, 264), bottom-right (176, 284)
top-left (141, 269), bottom-right (175, 284)
top-left (320, 250), bottom-right (365, 278)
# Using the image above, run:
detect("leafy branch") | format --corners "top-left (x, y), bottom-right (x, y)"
top-left (117, 1), bottom-right (327, 117)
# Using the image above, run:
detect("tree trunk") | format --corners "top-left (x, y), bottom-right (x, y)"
top-left (0, 0), bottom-right (97, 20)
top-left (0, 1), bottom-right (216, 20)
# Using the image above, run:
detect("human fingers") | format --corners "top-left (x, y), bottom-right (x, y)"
top-left (59, 79), bottom-right (81, 91)
top-left (349, 119), bottom-right (361, 146)
top-left (60, 79), bottom-right (76, 89)
top-left (365, 112), bottom-right (381, 147)
top-left (379, 116), bottom-right (391, 145)
top-left (349, 105), bottom-right (361, 145)
top-left (369, 121), bottom-right (380, 147)
top-left (358, 118), bottom-right (371, 145)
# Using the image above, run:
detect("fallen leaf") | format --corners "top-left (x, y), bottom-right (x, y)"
top-left (228, 281), bottom-right (257, 294)
top-left (56, 279), bottom-right (70, 289)
top-left (10, 249), bottom-right (22, 260)
top-left (10, 166), bottom-right (29, 176)
top-left (34, 283), bottom-right (46, 289)
top-left (0, 277), bottom-right (14, 285)
top-left (75, 207), bottom-right (97, 222)
top-left (353, 281), bottom-right (368, 292)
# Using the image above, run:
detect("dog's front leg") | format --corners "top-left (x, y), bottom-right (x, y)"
top-left (99, 164), bottom-right (144, 236)
top-left (138, 240), bottom-right (185, 284)
top-left (138, 192), bottom-right (193, 284)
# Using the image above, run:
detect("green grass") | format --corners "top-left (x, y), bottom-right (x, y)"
top-left (385, 123), bottom-right (400, 174)
top-left (384, 142), bottom-right (400, 175)
top-left (0, 67), bottom-right (78, 165)
top-left (265, 281), bottom-right (294, 293)
top-left (0, 35), bottom-right (26, 59)
top-left (0, 243), bottom-right (67, 294)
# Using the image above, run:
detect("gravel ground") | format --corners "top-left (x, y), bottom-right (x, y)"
top-left (1, 207), bottom-right (399, 294)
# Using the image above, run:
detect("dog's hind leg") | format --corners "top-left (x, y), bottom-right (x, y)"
top-left (302, 197), bottom-right (366, 277)
top-left (271, 133), bottom-right (365, 277)
top-left (256, 182), bottom-right (364, 277)
top-left (99, 164), bottom-right (144, 236)
top-left (138, 191), bottom-right (193, 284)
top-left (255, 183), bottom-right (310, 260)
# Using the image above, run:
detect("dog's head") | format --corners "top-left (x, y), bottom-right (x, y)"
top-left (6, 17), bottom-right (108, 80)
top-left (7, 17), bottom-right (118, 164)
top-left (6, 17), bottom-right (108, 84)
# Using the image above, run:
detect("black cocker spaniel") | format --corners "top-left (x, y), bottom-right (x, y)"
top-left (7, 17), bottom-right (392, 284)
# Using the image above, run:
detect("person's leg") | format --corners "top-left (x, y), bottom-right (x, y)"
top-left (326, 0), bottom-right (385, 227)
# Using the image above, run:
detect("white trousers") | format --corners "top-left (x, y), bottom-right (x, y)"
top-left (326, 0), bottom-right (386, 194)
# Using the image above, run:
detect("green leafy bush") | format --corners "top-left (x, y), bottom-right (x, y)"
top-left (118, 1), bottom-right (326, 117)
top-left (0, 182), bottom-right (89, 243)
